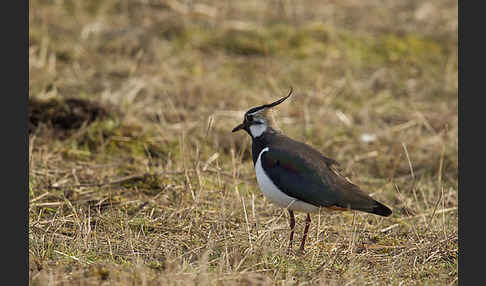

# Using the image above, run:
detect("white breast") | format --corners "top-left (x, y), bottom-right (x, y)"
top-left (255, 147), bottom-right (320, 213)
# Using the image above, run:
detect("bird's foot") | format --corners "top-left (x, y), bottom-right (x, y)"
top-left (286, 246), bottom-right (293, 255)
top-left (286, 247), bottom-right (307, 256)
top-left (297, 247), bottom-right (306, 256)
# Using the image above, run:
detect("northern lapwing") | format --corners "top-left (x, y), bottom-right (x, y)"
top-left (232, 88), bottom-right (392, 253)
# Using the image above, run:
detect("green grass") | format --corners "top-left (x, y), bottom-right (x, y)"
top-left (29, 0), bottom-right (457, 285)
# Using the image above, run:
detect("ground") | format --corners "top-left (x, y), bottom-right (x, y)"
top-left (29, 0), bottom-right (458, 285)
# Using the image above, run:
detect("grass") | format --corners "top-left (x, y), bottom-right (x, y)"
top-left (29, 0), bottom-right (457, 285)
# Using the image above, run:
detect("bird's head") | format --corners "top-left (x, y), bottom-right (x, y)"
top-left (232, 87), bottom-right (293, 138)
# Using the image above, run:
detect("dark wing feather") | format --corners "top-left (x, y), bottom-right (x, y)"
top-left (260, 148), bottom-right (340, 207)
top-left (260, 146), bottom-right (391, 216)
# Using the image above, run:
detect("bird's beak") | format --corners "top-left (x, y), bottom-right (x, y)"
top-left (232, 122), bottom-right (245, 132)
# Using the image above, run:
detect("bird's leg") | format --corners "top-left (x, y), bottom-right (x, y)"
top-left (299, 213), bottom-right (312, 252)
top-left (288, 210), bottom-right (295, 253)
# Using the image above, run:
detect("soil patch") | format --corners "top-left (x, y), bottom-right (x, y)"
top-left (29, 97), bottom-right (113, 137)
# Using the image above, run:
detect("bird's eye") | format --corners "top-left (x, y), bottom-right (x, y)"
top-left (246, 115), bottom-right (253, 122)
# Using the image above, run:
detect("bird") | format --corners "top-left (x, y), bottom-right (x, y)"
top-left (232, 88), bottom-right (392, 253)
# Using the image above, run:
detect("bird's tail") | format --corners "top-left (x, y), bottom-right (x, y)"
top-left (368, 201), bottom-right (392, 217)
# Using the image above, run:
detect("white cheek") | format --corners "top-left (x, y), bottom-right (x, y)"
top-left (249, 124), bottom-right (267, 137)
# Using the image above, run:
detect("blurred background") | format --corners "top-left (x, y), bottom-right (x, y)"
top-left (29, 0), bottom-right (458, 284)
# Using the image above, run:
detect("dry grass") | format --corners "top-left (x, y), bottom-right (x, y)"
top-left (29, 0), bottom-right (457, 285)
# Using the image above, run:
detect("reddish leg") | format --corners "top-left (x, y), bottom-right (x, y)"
top-left (288, 210), bottom-right (296, 253)
top-left (299, 213), bottom-right (312, 252)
